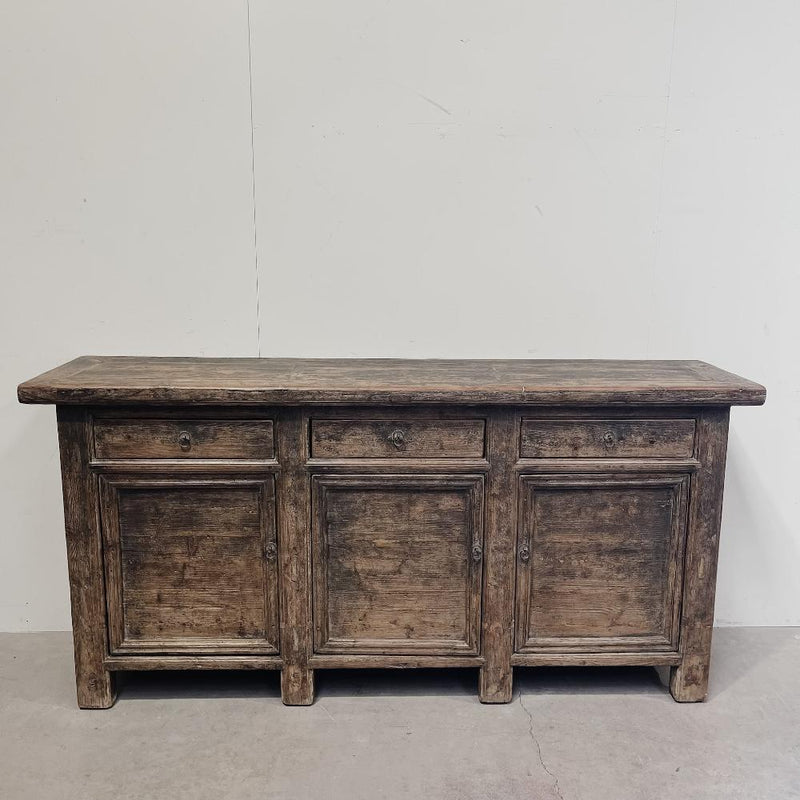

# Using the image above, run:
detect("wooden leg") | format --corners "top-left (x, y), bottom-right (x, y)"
top-left (669, 408), bottom-right (730, 703)
top-left (57, 407), bottom-right (117, 709)
top-left (276, 410), bottom-right (315, 707)
top-left (480, 664), bottom-right (513, 704)
top-left (281, 665), bottom-right (315, 706)
top-left (479, 410), bottom-right (516, 704)
top-left (75, 663), bottom-right (116, 709)
top-left (670, 656), bottom-right (712, 703)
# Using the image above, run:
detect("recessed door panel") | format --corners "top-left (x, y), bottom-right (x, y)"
top-left (312, 475), bottom-right (484, 655)
top-left (100, 476), bottom-right (278, 655)
top-left (516, 474), bottom-right (688, 653)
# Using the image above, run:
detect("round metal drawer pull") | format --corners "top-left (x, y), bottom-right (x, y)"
top-left (388, 429), bottom-right (406, 449)
top-left (519, 544), bottom-right (530, 563)
top-left (602, 431), bottom-right (616, 448)
top-left (472, 543), bottom-right (483, 563)
top-left (264, 543), bottom-right (278, 561)
top-left (178, 431), bottom-right (192, 451)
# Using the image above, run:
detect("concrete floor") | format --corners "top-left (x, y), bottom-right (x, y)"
top-left (1, 629), bottom-right (798, 800)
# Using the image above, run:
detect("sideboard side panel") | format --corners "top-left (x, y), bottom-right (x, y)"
top-left (479, 409), bottom-right (517, 703)
top-left (670, 407), bottom-right (730, 702)
top-left (276, 409), bottom-right (315, 705)
top-left (56, 406), bottom-right (117, 708)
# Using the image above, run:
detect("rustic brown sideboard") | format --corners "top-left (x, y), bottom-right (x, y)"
top-left (18, 357), bottom-right (765, 708)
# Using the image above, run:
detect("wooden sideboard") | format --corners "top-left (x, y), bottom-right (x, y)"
top-left (18, 357), bottom-right (765, 708)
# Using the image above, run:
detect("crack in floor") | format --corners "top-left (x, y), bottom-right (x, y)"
top-left (519, 691), bottom-right (564, 800)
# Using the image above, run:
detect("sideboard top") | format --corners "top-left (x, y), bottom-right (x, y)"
top-left (17, 357), bottom-right (766, 406)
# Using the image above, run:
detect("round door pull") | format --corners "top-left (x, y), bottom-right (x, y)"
top-left (519, 544), bottom-right (531, 563)
top-left (471, 543), bottom-right (483, 563)
top-left (388, 429), bottom-right (406, 449)
top-left (264, 543), bottom-right (278, 561)
top-left (178, 431), bottom-right (192, 451)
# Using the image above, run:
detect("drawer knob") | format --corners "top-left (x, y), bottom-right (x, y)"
top-left (602, 431), bottom-right (616, 449)
top-left (388, 429), bottom-right (406, 449)
top-left (471, 543), bottom-right (483, 563)
top-left (178, 431), bottom-right (192, 451)
top-left (519, 544), bottom-right (530, 563)
top-left (264, 542), bottom-right (277, 561)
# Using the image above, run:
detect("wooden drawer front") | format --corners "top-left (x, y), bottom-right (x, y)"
top-left (312, 475), bottom-right (484, 655)
top-left (520, 419), bottom-right (695, 459)
top-left (311, 419), bottom-right (485, 459)
top-left (515, 475), bottom-right (688, 653)
top-left (99, 476), bottom-right (279, 654)
top-left (94, 419), bottom-right (274, 460)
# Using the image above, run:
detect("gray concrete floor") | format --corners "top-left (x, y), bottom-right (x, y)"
top-left (1, 629), bottom-right (798, 800)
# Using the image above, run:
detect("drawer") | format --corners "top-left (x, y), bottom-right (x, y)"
top-left (520, 418), bottom-right (695, 459)
top-left (93, 418), bottom-right (274, 460)
top-left (311, 418), bottom-right (485, 459)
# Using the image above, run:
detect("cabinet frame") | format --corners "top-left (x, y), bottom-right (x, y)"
top-left (19, 356), bottom-right (761, 708)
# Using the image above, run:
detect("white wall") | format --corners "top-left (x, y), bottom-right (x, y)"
top-left (0, 1), bottom-right (258, 630)
top-left (1, 1), bottom-right (797, 630)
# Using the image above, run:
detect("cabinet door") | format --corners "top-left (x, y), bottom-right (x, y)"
top-left (99, 475), bottom-right (279, 655)
top-left (515, 474), bottom-right (688, 653)
top-left (312, 474), bottom-right (484, 655)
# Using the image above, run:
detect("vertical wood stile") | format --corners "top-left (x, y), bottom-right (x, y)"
top-left (479, 409), bottom-right (517, 702)
top-left (56, 406), bottom-right (117, 708)
top-left (670, 407), bottom-right (730, 701)
top-left (276, 408), bottom-right (315, 704)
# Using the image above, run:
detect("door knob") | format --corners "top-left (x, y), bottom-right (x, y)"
top-left (388, 429), bottom-right (406, 449)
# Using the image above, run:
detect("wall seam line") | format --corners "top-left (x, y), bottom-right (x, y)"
top-left (246, 0), bottom-right (262, 357)
top-left (646, 0), bottom-right (679, 358)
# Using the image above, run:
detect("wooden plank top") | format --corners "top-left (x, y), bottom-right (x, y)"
top-left (17, 357), bottom-right (766, 406)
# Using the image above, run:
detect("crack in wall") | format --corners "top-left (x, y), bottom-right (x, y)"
top-left (519, 691), bottom-right (564, 800)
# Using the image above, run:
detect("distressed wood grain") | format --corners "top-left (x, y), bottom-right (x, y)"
top-left (19, 360), bottom-right (763, 707)
top-left (312, 474), bottom-right (484, 655)
top-left (515, 475), bottom-right (688, 654)
top-left (56, 406), bottom-right (117, 708)
top-left (94, 418), bottom-right (273, 460)
top-left (479, 409), bottom-right (517, 702)
top-left (670, 408), bottom-right (731, 702)
top-left (105, 655), bottom-right (282, 671)
top-left (311, 418), bottom-right (485, 459)
top-left (99, 477), bottom-right (278, 654)
top-left (18, 357), bottom-right (766, 406)
top-left (309, 654), bottom-right (485, 669)
top-left (276, 409), bottom-right (315, 705)
top-left (520, 418), bottom-right (695, 459)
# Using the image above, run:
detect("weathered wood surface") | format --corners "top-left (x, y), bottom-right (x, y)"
top-left (56, 407), bottom-right (117, 708)
top-left (18, 357), bottom-right (766, 406)
top-left (511, 652), bottom-right (682, 666)
top-left (276, 410), bottom-right (315, 705)
top-left (18, 359), bottom-right (764, 707)
top-left (312, 475), bottom-right (483, 655)
top-left (94, 418), bottom-right (274, 460)
top-left (311, 418), bottom-right (485, 459)
top-left (520, 418), bottom-right (695, 459)
top-left (479, 409), bottom-right (517, 703)
top-left (105, 655), bottom-right (282, 671)
top-left (99, 477), bottom-right (278, 654)
top-left (670, 408), bottom-right (730, 702)
top-left (515, 475), bottom-right (688, 653)
top-left (309, 654), bottom-right (485, 669)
